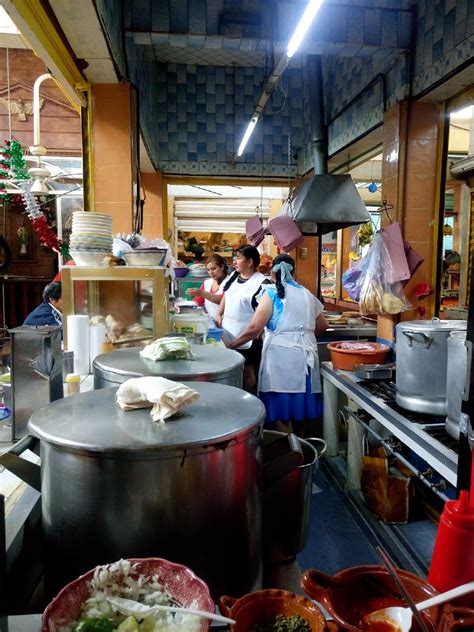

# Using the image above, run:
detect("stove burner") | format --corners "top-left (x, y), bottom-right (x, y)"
top-left (358, 379), bottom-right (459, 454)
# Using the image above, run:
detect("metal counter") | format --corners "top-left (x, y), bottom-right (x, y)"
top-left (321, 362), bottom-right (458, 487)
top-left (93, 344), bottom-right (244, 389)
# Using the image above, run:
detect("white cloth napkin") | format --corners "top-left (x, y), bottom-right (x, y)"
top-left (116, 376), bottom-right (200, 423)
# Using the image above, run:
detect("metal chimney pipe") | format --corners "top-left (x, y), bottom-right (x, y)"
top-left (306, 55), bottom-right (327, 175)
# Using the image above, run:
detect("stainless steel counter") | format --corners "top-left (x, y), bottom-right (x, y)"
top-left (321, 362), bottom-right (458, 487)
top-left (0, 615), bottom-right (41, 631)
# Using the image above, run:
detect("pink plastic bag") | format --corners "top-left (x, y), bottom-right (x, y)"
top-left (269, 216), bottom-right (304, 251)
top-left (380, 223), bottom-right (410, 283)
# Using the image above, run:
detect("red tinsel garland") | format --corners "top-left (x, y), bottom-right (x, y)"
top-left (32, 215), bottom-right (63, 253)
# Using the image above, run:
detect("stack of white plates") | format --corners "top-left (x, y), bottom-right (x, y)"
top-left (70, 211), bottom-right (113, 266)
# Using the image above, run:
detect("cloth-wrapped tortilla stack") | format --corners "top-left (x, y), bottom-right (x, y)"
top-left (116, 376), bottom-right (200, 423)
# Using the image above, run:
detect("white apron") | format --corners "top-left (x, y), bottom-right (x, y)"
top-left (259, 284), bottom-right (323, 393)
top-left (223, 272), bottom-right (265, 350)
top-left (202, 277), bottom-right (225, 321)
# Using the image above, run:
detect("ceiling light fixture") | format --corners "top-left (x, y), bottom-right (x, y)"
top-left (237, 115), bottom-right (259, 157)
top-left (286, 0), bottom-right (324, 58)
top-left (235, 0), bottom-right (324, 159)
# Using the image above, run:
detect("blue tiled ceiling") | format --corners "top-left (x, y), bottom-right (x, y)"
top-left (95, 0), bottom-right (474, 175)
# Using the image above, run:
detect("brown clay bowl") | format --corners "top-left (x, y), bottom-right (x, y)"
top-left (219, 588), bottom-right (331, 632)
top-left (301, 566), bottom-right (440, 631)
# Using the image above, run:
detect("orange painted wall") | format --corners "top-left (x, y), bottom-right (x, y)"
top-left (141, 171), bottom-right (164, 238)
top-left (91, 83), bottom-right (133, 233)
top-left (379, 100), bottom-right (441, 340)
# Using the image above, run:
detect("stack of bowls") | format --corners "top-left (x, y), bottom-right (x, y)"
top-left (70, 212), bottom-right (113, 266)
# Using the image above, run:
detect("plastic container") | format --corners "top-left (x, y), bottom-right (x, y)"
top-left (174, 267), bottom-right (189, 278)
top-left (65, 373), bottom-right (81, 396)
top-left (327, 341), bottom-right (390, 371)
top-left (207, 327), bottom-right (224, 342)
top-left (428, 490), bottom-right (474, 596)
top-left (174, 311), bottom-right (209, 336)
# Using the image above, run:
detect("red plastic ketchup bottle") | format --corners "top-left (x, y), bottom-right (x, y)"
top-left (428, 490), bottom-right (474, 593)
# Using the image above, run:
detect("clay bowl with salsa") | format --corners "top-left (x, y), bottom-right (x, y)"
top-left (301, 566), bottom-right (440, 631)
top-left (219, 589), bottom-right (334, 632)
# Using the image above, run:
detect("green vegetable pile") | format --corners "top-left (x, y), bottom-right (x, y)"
top-left (73, 615), bottom-right (152, 632)
top-left (250, 614), bottom-right (311, 632)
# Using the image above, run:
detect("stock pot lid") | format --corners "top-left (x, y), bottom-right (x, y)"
top-left (28, 382), bottom-right (265, 452)
top-left (397, 318), bottom-right (466, 333)
top-left (93, 345), bottom-right (244, 381)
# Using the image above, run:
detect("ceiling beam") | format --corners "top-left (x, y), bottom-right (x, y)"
top-left (2, 0), bottom-right (88, 110)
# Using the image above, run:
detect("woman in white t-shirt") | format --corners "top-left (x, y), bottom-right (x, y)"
top-left (187, 254), bottom-right (229, 322)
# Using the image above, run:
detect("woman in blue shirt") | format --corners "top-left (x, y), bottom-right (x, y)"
top-left (226, 254), bottom-right (328, 433)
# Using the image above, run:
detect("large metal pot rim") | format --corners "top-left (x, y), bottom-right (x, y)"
top-left (396, 318), bottom-right (466, 333)
top-left (28, 383), bottom-right (265, 452)
top-left (92, 345), bottom-right (245, 380)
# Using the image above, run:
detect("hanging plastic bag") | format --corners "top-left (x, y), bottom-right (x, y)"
top-left (358, 232), bottom-right (411, 315)
top-left (342, 253), bottom-right (370, 301)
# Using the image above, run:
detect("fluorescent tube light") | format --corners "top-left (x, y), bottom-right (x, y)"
top-left (237, 116), bottom-right (259, 157)
top-left (286, 0), bottom-right (324, 58)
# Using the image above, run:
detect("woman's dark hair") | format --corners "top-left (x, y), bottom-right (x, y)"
top-left (272, 254), bottom-right (295, 299)
top-left (223, 245), bottom-right (261, 291)
top-left (205, 254), bottom-right (228, 280)
top-left (43, 281), bottom-right (62, 303)
top-left (193, 246), bottom-right (205, 262)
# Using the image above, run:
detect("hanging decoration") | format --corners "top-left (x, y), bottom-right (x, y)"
top-left (0, 139), bottom-right (12, 203)
top-left (18, 179), bottom-right (68, 256)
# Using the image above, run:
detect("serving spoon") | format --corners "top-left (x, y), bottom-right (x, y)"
top-left (360, 581), bottom-right (474, 632)
top-left (106, 595), bottom-right (236, 625)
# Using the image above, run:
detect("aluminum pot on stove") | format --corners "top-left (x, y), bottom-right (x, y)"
top-left (395, 318), bottom-right (466, 415)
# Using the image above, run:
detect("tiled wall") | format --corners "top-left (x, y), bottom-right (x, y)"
top-left (322, 0), bottom-right (473, 159)
top-left (96, 0), bottom-right (472, 174)
top-left (412, 0), bottom-right (473, 96)
top-left (149, 63), bottom-right (303, 177)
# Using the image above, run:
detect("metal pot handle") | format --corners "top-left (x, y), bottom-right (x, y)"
top-left (0, 435), bottom-right (41, 492)
top-left (462, 339), bottom-right (472, 401)
top-left (305, 437), bottom-right (327, 459)
top-left (402, 330), bottom-right (433, 349)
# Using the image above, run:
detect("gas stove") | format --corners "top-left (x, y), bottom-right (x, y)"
top-left (320, 362), bottom-right (459, 487)
top-left (357, 378), bottom-right (459, 454)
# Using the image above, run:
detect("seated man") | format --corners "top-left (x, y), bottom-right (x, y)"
top-left (24, 281), bottom-right (62, 326)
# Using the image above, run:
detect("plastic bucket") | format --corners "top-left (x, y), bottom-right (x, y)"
top-left (173, 312), bottom-right (209, 336)
top-left (207, 327), bottom-right (224, 342)
top-left (262, 431), bottom-right (325, 562)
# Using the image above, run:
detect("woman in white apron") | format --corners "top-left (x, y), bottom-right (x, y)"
top-left (216, 245), bottom-right (265, 393)
top-left (188, 254), bottom-right (229, 322)
top-left (225, 254), bottom-right (328, 433)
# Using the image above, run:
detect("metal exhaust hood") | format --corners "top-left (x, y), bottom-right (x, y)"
top-left (278, 174), bottom-right (370, 236)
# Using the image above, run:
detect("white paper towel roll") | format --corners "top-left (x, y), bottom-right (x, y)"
top-left (89, 324), bottom-right (106, 370)
top-left (67, 315), bottom-right (90, 375)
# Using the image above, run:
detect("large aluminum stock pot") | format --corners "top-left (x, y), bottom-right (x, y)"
top-left (93, 345), bottom-right (244, 389)
top-left (28, 382), bottom-right (265, 599)
top-left (395, 318), bottom-right (466, 415)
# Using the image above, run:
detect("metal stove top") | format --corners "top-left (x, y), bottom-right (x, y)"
top-left (357, 379), bottom-right (459, 453)
top-left (321, 362), bottom-right (458, 486)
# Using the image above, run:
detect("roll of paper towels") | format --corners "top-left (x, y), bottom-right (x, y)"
top-left (67, 315), bottom-right (90, 375)
top-left (89, 324), bottom-right (106, 370)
